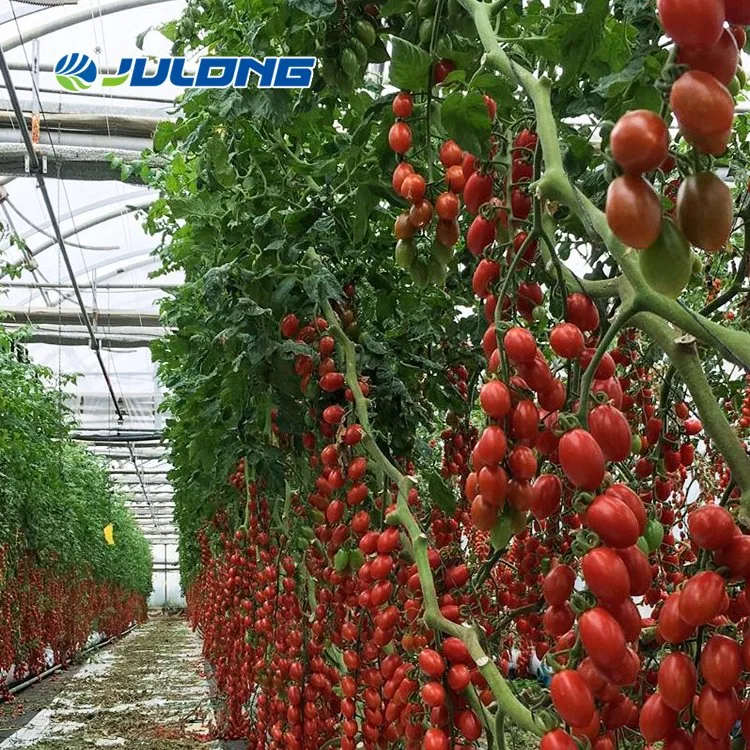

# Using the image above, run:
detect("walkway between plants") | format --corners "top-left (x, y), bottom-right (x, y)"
top-left (0, 616), bottom-right (218, 750)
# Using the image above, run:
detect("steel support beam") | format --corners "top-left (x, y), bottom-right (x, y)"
top-left (3, 306), bottom-right (161, 327)
top-left (15, 330), bottom-right (160, 347)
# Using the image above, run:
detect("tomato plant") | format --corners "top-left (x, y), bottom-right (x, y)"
top-left (139, 0), bottom-right (750, 746)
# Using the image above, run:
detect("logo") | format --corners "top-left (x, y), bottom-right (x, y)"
top-left (54, 53), bottom-right (97, 91)
top-left (54, 55), bottom-right (316, 90)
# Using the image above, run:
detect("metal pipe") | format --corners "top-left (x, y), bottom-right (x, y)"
top-left (0, 44), bottom-right (125, 421)
top-left (1, 281), bottom-right (177, 290)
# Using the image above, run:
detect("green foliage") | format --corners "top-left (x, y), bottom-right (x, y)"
top-left (0, 331), bottom-right (151, 595)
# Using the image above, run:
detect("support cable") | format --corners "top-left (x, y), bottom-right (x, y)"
top-left (0, 42), bottom-right (124, 421)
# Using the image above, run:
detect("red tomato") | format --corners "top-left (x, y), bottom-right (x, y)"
top-left (477, 465), bottom-right (508, 507)
top-left (688, 504), bottom-right (736, 549)
top-left (439, 139), bottom-right (463, 167)
top-left (606, 484), bottom-right (646, 534)
top-left (589, 404), bottom-right (632, 462)
top-left (511, 399), bottom-right (539, 446)
top-left (700, 634), bottom-right (742, 692)
top-left (421, 680), bottom-right (446, 707)
top-left (466, 215), bottom-right (497, 256)
top-left (579, 607), bottom-right (627, 667)
top-left (658, 652), bottom-right (697, 711)
top-left (582, 546), bottom-right (631, 603)
top-left (445, 165), bottom-right (466, 193)
top-left (475, 425), bottom-right (507, 465)
top-left (470, 495), bottom-right (498, 530)
top-left (543, 563), bottom-right (576, 605)
top-left (423, 727), bottom-right (450, 750)
top-left (392, 162), bottom-right (414, 194)
top-left (610, 109), bottom-right (670, 174)
top-left (551, 670), bottom-right (596, 727)
top-left (441, 636), bottom-right (471, 664)
top-left (388, 122), bottom-right (412, 154)
top-left (577, 657), bottom-right (608, 697)
top-left (657, 0), bottom-right (725, 47)
top-left (558, 429), bottom-right (606, 490)
top-left (463, 172), bottom-right (494, 215)
top-left (585, 493), bottom-right (640, 548)
top-left (472, 258), bottom-right (500, 297)
top-left (480, 379), bottom-right (511, 419)
top-left (531, 473), bottom-right (562, 519)
top-left (696, 685), bottom-right (740, 739)
top-left (550, 322), bottom-right (585, 359)
top-left (601, 598), bottom-right (642, 643)
top-left (640, 693), bottom-right (678, 742)
top-left (670, 70), bottom-right (735, 139)
top-left (435, 191), bottom-right (460, 220)
top-left (543, 603), bottom-right (575, 636)
top-left (540, 729), bottom-right (578, 750)
top-left (679, 570), bottom-right (726, 626)
top-left (507, 445), bottom-right (537, 480)
top-left (606, 174), bottom-right (663, 249)
top-left (392, 91), bottom-right (413, 118)
top-left (677, 28), bottom-right (739, 85)
top-left (616, 545), bottom-right (652, 595)
top-left (456, 709), bottom-right (482, 741)
top-left (418, 648), bottom-right (445, 678)
top-left (565, 292), bottom-right (600, 332)
top-left (503, 327), bottom-right (537, 363)
top-left (400, 173), bottom-right (426, 203)
top-left (658, 591), bottom-right (697, 644)
top-left (725, 0), bottom-right (750, 24)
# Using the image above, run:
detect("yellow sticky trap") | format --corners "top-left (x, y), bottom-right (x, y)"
top-left (104, 524), bottom-right (115, 545)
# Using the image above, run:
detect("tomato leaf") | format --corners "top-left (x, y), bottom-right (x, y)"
top-left (388, 36), bottom-right (432, 92)
top-left (426, 470), bottom-right (456, 515)
top-left (440, 91), bottom-right (492, 159)
top-left (288, 0), bottom-right (336, 18)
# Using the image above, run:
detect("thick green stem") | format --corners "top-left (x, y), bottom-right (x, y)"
top-left (321, 300), bottom-right (544, 737)
top-left (633, 312), bottom-right (750, 515)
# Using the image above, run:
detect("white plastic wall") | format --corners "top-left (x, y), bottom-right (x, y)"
top-left (148, 543), bottom-right (185, 608)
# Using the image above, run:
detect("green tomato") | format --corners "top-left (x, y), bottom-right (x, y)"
top-left (738, 66), bottom-right (747, 88)
top-left (340, 48), bottom-right (360, 78)
top-left (349, 38), bottom-right (369, 67)
top-left (410, 260), bottom-right (429, 287)
top-left (418, 17), bottom-right (434, 46)
top-left (631, 434), bottom-right (642, 454)
top-left (418, 0), bottom-right (437, 15)
top-left (300, 525), bottom-right (316, 540)
top-left (354, 19), bottom-right (377, 48)
top-left (334, 548), bottom-right (349, 573)
top-left (636, 536), bottom-right (650, 556)
top-left (430, 240), bottom-right (453, 266)
top-left (644, 519), bottom-right (664, 553)
top-left (691, 252), bottom-right (703, 275)
top-left (348, 549), bottom-right (365, 571)
top-left (639, 218), bottom-right (692, 298)
top-left (729, 75), bottom-right (741, 97)
top-left (427, 258), bottom-right (448, 285)
top-left (395, 239), bottom-right (416, 269)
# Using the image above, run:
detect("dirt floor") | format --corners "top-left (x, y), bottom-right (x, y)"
top-left (0, 615), bottom-right (221, 750)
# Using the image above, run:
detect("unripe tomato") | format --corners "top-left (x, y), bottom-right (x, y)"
top-left (639, 218), bottom-right (692, 299)
top-left (676, 172), bottom-right (733, 252)
top-left (610, 110), bottom-right (670, 174)
top-left (606, 174), bottom-right (663, 249)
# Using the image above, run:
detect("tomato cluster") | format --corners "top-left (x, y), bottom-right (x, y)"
top-left (0, 548), bottom-right (147, 699)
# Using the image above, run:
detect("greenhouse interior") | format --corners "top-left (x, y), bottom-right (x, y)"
top-left (1, 0), bottom-right (750, 748)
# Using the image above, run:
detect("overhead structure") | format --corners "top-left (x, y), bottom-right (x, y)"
top-left (0, 0), bottom-right (187, 543)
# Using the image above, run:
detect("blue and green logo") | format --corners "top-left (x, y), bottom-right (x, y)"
top-left (54, 54), bottom-right (316, 90)
top-left (54, 53), bottom-right (97, 91)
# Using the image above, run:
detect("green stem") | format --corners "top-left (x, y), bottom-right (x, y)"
top-left (321, 299), bottom-right (544, 737)
top-left (577, 303), bottom-right (638, 424)
top-left (633, 312), bottom-right (750, 515)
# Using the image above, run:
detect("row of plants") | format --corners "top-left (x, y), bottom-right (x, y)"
top-left (143, 0), bottom-right (750, 747)
top-left (0, 330), bottom-right (152, 695)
